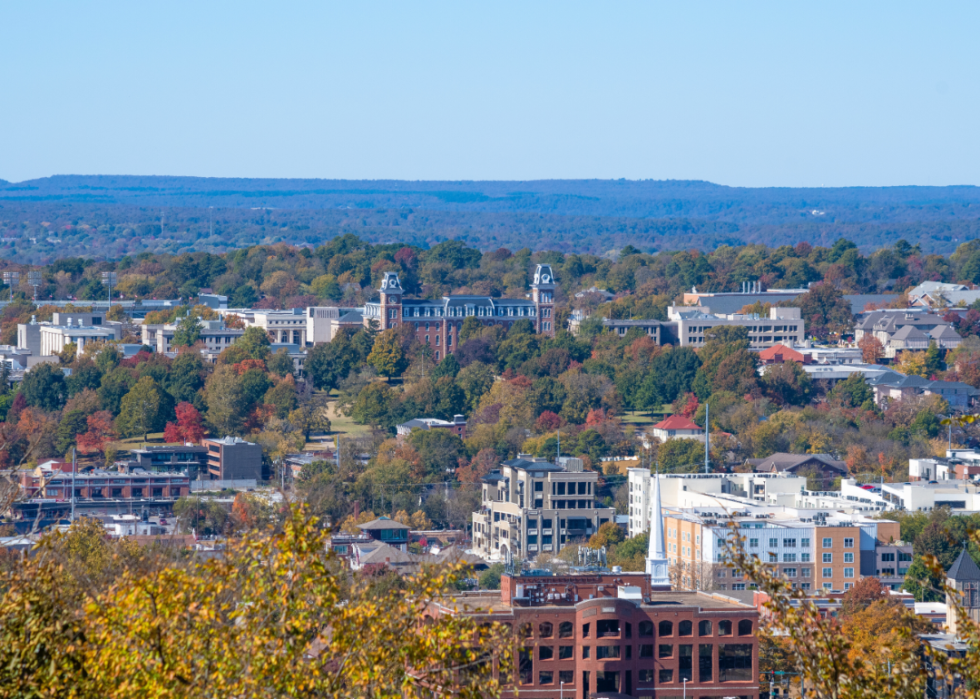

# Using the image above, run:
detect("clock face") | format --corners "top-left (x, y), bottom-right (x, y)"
top-left (541, 274), bottom-right (550, 283)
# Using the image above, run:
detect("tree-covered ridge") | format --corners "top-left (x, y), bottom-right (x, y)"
top-left (2, 176), bottom-right (980, 261)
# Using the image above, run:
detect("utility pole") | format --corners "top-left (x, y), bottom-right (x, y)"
top-left (70, 448), bottom-right (76, 522)
top-left (704, 402), bottom-right (710, 473)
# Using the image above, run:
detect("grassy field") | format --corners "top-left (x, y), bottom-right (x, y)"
top-left (620, 411), bottom-right (664, 426)
top-left (325, 401), bottom-right (371, 438)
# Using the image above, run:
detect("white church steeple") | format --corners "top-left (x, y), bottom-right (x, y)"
top-left (646, 467), bottom-right (671, 590)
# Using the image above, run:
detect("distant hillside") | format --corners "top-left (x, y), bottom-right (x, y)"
top-left (1, 176), bottom-right (979, 262)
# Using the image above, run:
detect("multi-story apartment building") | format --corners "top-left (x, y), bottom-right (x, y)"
top-left (363, 264), bottom-right (557, 361)
top-left (18, 461), bottom-right (190, 501)
top-left (472, 455), bottom-right (615, 562)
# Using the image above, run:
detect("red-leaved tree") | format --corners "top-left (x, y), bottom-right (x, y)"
top-left (76, 411), bottom-right (119, 460)
top-left (163, 401), bottom-right (206, 444)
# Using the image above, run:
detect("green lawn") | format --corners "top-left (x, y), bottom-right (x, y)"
top-left (325, 401), bottom-right (371, 438)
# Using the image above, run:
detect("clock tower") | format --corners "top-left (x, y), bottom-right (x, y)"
top-left (378, 272), bottom-right (403, 331)
top-left (531, 264), bottom-right (556, 337)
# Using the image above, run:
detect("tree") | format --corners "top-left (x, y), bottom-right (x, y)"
top-left (163, 401), bottom-right (207, 444)
top-left (204, 365), bottom-right (248, 436)
top-left (264, 377), bottom-right (298, 419)
top-left (173, 496), bottom-right (229, 536)
top-left (479, 562), bottom-right (505, 590)
top-left (171, 312), bottom-right (202, 348)
top-left (266, 348), bottom-right (294, 377)
top-left (305, 331), bottom-right (359, 391)
top-left (21, 363), bottom-right (67, 412)
top-left (165, 351), bottom-right (207, 405)
top-left (76, 411), bottom-right (119, 464)
top-left (924, 340), bottom-right (945, 376)
top-left (761, 361), bottom-right (814, 406)
top-left (430, 353), bottom-right (461, 380)
top-left (896, 350), bottom-right (927, 378)
top-left (858, 334), bottom-right (884, 364)
top-left (456, 448), bottom-right (500, 484)
top-left (795, 282), bottom-right (854, 340)
top-left (408, 429), bottom-right (468, 482)
top-left (55, 409), bottom-right (89, 454)
top-left (287, 403), bottom-right (331, 441)
top-left (116, 377), bottom-right (171, 440)
top-left (828, 373), bottom-right (876, 410)
top-left (367, 329), bottom-right (406, 377)
top-left (588, 521), bottom-right (625, 548)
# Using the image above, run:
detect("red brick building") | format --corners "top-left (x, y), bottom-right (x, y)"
top-left (433, 570), bottom-right (760, 699)
top-left (362, 264), bottom-right (557, 360)
top-left (17, 465), bottom-right (190, 501)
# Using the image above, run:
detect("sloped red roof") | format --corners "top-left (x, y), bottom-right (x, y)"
top-left (758, 344), bottom-right (805, 363)
top-left (652, 415), bottom-right (702, 431)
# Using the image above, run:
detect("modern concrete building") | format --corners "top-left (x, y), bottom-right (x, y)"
top-left (202, 437), bottom-right (263, 481)
top-left (668, 306), bottom-right (805, 349)
top-left (142, 320), bottom-right (245, 355)
top-left (306, 306), bottom-right (364, 344)
top-left (472, 455), bottom-right (615, 562)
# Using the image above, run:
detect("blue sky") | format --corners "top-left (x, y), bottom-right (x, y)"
top-left (1, 2), bottom-right (978, 186)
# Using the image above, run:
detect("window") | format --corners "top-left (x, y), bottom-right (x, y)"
top-left (596, 645), bottom-right (620, 659)
top-left (658, 644), bottom-right (673, 658)
top-left (559, 670), bottom-right (573, 685)
top-left (822, 568), bottom-right (833, 578)
top-left (659, 620), bottom-right (673, 636)
top-left (698, 620), bottom-right (712, 636)
top-left (539, 622), bottom-right (553, 638)
top-left (801, 583), bottom-right (811, 590)
top-left (582, 646), bottom-right (590, 659)
top-left (559, 645), bottom-right (573, 660)
top-left (844, 567), bottom-right (854, 578)
top-left (539, 670), bottom-right (553, 685)
top-left (783, 538), bottom-right (797, 547)
top-left (679, 620), bottom-right (693, 636)
top-left (899, 551), bottom-right (913, 562)
top-left (582, 623), bottom-right (590, 637)
top-left (597, 619), bottom-right (620, 637)
top-left (539, 646), bottom-right (553, 660)
top-left (638, 620), bottom-right (653, 637)
top-left (659, 669), bottom-right (674, 683)
top-left (822, 538), bottom-right (832, 548)
top-left (519, 649), bottom-right (533, 685)
top-left (738, 620), bottom-right (753, 636)
top-left (639, 644), bottom-right (654, 658)
top-left (718, 620), bottom-right (732, 636)
top-left (880, 552), bottom-right (894, 562)
top-left (823, 553), bottom-right (832, 563)
top-left (782, 568), bottom-right (797, 578)
top-left (699, 644), bottom-right (713, 682)
top-left (801, 538), bottom-right (810, 547)
top-left (558, 621), bottom-right (573, 638)
top-left (769, 537), bottom-right (778, 547)
top-left (679, 645), bottom-right (693, 681)
top-left (749, 538), bottom-right (759, 548)
top-left (844, 538), bottom-right (854, 548)
top-left (783, 553), bottom-right (796, 562)
top-left (596, 671), bottom-right (620, 693)
top-left (844, 553), bottom-right (854, 563)
top-left (639, 669), bottom-right (654, 682)
top-left (801, 553), bottom-right (811, 562)
top-left (719, 644), bottom-right (753, 682)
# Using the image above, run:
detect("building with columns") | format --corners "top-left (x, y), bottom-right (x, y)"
top-left (363, 264), bottom-right (557, 360)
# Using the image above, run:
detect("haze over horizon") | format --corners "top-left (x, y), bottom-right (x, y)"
top-left (2, 2), bottom-right (979, 188)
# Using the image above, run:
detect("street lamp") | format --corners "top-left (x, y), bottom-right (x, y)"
top-left (2, 271), bottom-right (19, 301)
top-left (683, 676), bottom-right (688, 699)
top-left (101, 271), bottom-right (117, 308)
top-left (559, 680), bottom-right (564, 699)
top-left (27, 271), bottom-right (41, 302)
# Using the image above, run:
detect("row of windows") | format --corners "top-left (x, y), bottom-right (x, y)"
top-left (399, 305), bottom-right (541, 318)
top-left (525, 619), bottom-right (752, 639)
top-left (518, 645), bottom-right (754, 688)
